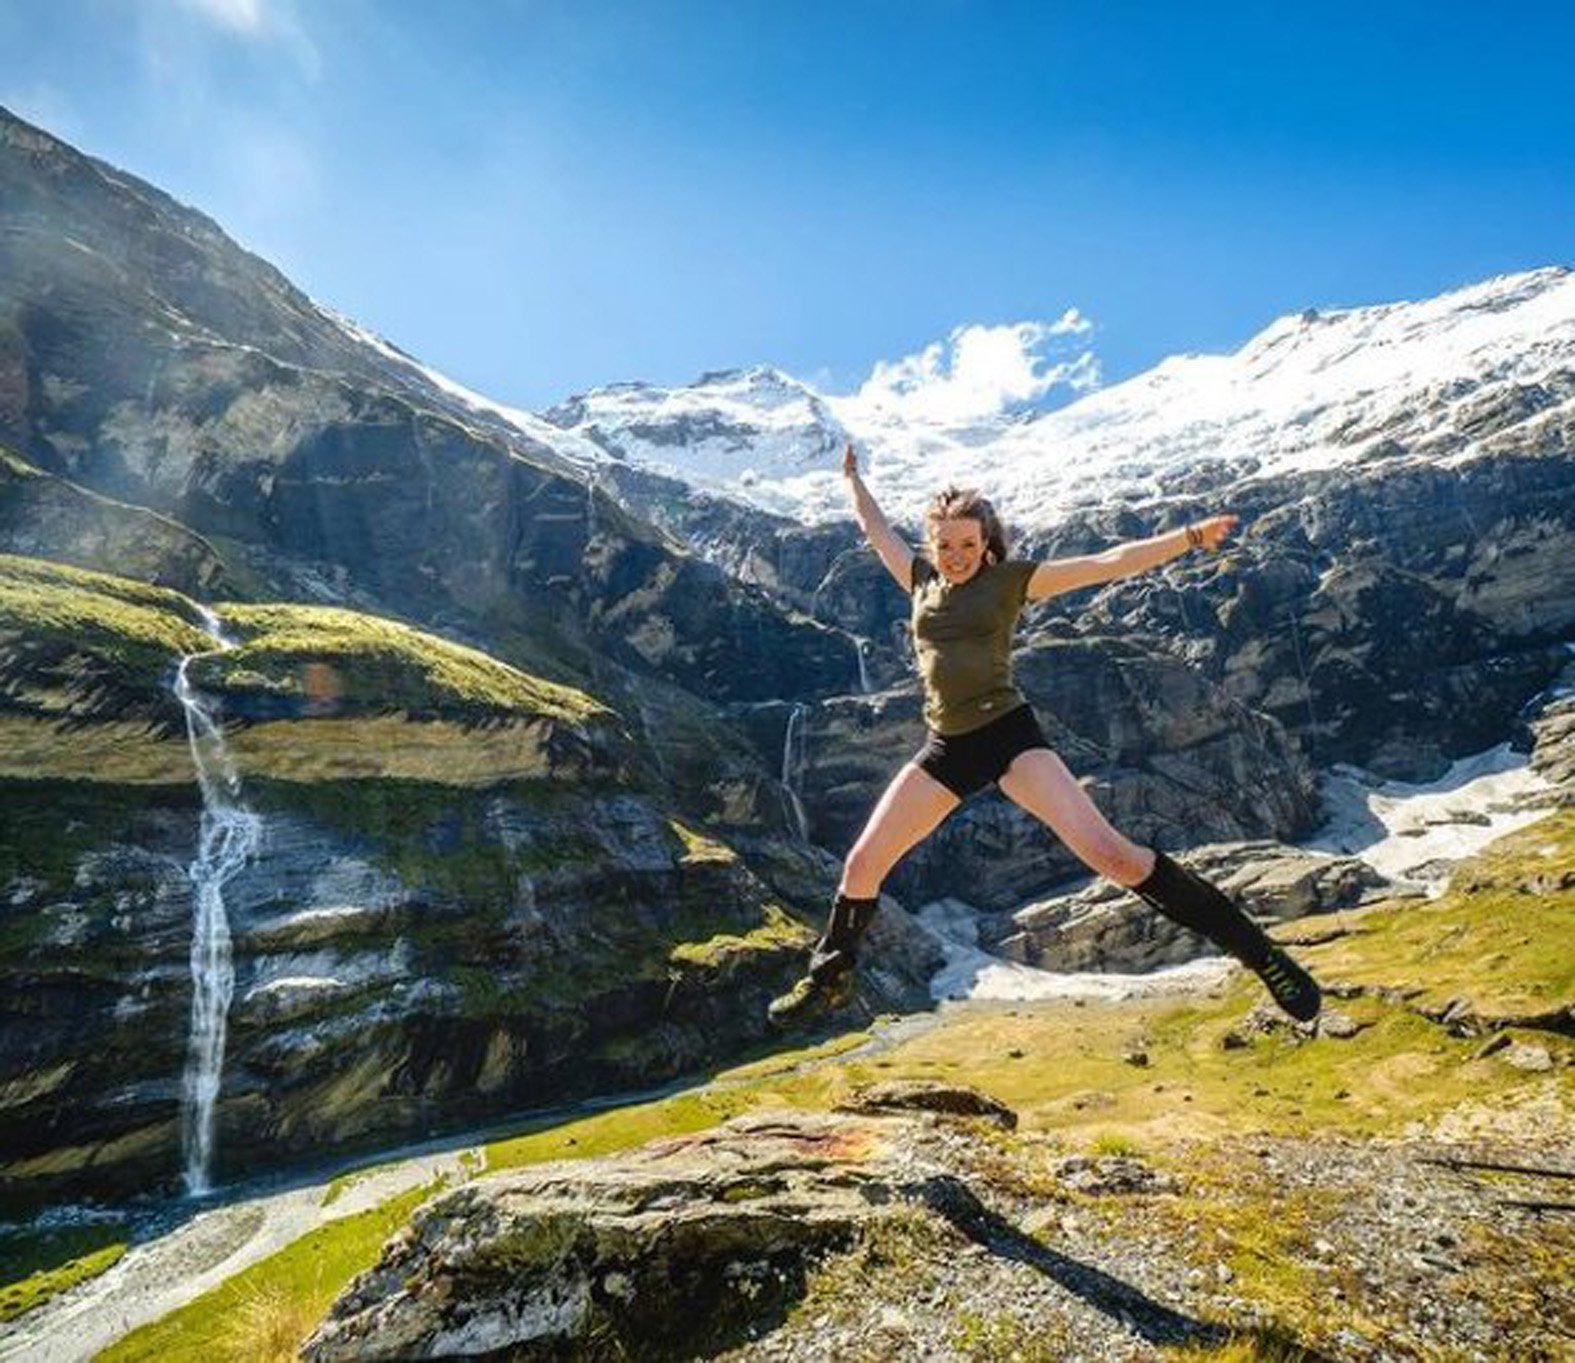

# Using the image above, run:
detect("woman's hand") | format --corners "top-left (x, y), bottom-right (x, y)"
top-left (1189, 513), bottom-right (1238, 552)
top-left (842, 442), bottom-right (858, 479)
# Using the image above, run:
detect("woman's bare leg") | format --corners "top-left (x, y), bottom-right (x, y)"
top-left (999, 747), bottom-right (1322, 1019)
top-left (768, 762), bottom-right (959, 1025)
top-left (838, 762), bottom-right (961, 898)
top-left (996, 748), bottom-right (1155, 886)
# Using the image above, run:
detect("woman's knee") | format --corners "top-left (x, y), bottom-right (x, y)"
top-left (1087, 836), bottom-right (1153, 887)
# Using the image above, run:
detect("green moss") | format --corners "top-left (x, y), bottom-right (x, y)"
top-left (0, 1222), bottom-right (129, 1323)
top-left (0, 553), bottom-right (612, 733)
top-left (950, 1305), bottom-right (1071, 1360)
top-left (668, 818), bottom-right (737, 866)
top-left (0, 554), bottom-right (201, 626)
top-left (0, 446), bottom-right (44, 479)
top-left (0, 553), bottom-right (210, 695)
top-left (211, 601), bottom-right (610, 724)
top-left (667, 903), bottom-right (808, 969)
top-left (99, 1180), bottom-right (443, 1363)
top-left (1087, 1131), bottom-right (1145, 1158)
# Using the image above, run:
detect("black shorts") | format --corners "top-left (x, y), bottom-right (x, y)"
top-left (914, 703), bottom-right (1050, 799)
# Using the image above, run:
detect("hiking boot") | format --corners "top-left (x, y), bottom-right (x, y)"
top-left (767, 965), bottom-right (855, 1028)
top-left (1246, 943), bottom-right (1322, 1023)
top-left (766, 892), bottom-right (878, 1028)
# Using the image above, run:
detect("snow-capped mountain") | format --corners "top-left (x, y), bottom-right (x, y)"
top-left (531, 268), bottom-right (1575, 530)
top-left (542, 367), bottom-right (851, 488)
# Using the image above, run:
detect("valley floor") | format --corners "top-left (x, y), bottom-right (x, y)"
top-left (3, 812), bottom-right (1571, 1362)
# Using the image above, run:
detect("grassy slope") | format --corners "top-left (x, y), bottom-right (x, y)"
top-left (210, 601), bottom-right (608, 723)
top-left (0, 552), bottom-right (212, 672)
top-left (88, 811), bottom-right (1571, 1359)
top-left (0, 1222), bottom-right (128, 1324)
top-left (0, 553), bottom-right (607, 725)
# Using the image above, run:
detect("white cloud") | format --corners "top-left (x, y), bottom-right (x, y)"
top-left (850, 311), bottom-right (1100, 425)
top-left (174, 0), bottom-right (268, 35)
top-left (160, 0), bottom-right (321, 80)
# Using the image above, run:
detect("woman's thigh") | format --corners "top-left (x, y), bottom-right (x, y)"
top-left (997, 748), bottom-right (1153, 886)
top-left (840, 762), bottom-right (961, 897)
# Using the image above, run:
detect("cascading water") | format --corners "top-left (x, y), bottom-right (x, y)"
top-left (172, 608), bottom-right (261, 1196)
top-left (853, 636), bottom-right (872, 694)
top-left (780, 702), bottom-right (810, 842)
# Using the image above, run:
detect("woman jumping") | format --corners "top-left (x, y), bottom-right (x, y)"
top-left (767, 444), bottom-right (1322, 1027)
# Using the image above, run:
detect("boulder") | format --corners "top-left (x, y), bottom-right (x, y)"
top-left (303, 1097), bottom-right (1017, 1362)
top-left (835, 1079), bottom-right (1017, 1129)
top-left (989, 843), bottom-right (1389, 974)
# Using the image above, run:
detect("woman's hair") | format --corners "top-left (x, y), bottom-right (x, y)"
top-left (924, 485), bottom-right (1009, 565)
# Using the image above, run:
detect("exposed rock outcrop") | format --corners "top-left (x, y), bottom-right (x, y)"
top-left (988, 844), bottom-right (1392, 974)
top-left (788, 644), bottom-right (1320, 912)
top-left (0, 443), bottom-right (224, 595)
top-left (303, 1096), bottom-right (1046, 1362)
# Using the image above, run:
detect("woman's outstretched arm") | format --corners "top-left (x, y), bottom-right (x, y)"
top-left (843, 443), bottom-right (916, 590)
top-left (1025, 514), bottom-right (1238, 602)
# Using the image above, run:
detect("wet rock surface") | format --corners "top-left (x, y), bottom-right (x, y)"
top-left (0, 773), bottom-right (944, 1208)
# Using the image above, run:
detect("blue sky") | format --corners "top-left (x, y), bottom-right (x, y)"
top-left (4, 1), bottom-right (1573, 411)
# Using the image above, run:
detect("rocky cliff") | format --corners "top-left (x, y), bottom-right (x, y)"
top-left (0, 555), bottom-right (940, 1207)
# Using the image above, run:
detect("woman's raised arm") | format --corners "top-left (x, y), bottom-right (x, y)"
top-left (1025, 514), bottom-right (1238, 602)
top-left (843, 444), bottom-right (916, 591)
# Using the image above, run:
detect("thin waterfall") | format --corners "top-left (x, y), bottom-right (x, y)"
top-left (853, 636), bottom-right (872, 694)
top-left (173, 607), bottom-right (262, 1196)
top-left (1282, 604), bottom-right (1320, 765)
top-left (780, 702), bottom-right (810, 842)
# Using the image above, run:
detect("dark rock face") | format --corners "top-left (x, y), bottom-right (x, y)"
top-left (0, 107), bottom-right (855, 707)
top-left (1032, 451), bottom-right (1575, 782)
top-left (0, 443), bottom-right (223, 594)
top-left (0, 768), bottom-right (921, 1208)
top-left (788, 642), bottom-right (1319, 913)
top-left (606, 430), bottom-right (1575, 790)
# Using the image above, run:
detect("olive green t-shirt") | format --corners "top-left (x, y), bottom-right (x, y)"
top-left (909, 556), bottom-right (1037, 736)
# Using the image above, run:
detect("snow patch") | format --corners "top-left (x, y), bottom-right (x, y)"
top-left (915, 896), bottom-right (1232, 1003)
top-left (1301, 742), bottom-right (1553, 892)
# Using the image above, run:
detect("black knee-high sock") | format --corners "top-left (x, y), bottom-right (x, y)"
top-left (1132, 851), bottom-right (1275, 963)
top-left (808, 893), bottom-right (879, 980)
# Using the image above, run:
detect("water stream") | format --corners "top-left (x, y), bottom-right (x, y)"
top-left (853, 635), bottom-right (872, 694)
top-left (173, 608), bottom-right (262, 1196)
top-left (780, 702), bottom-right (810, 841)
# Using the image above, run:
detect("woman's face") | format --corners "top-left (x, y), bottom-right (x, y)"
top-left (929, 516), bottom-right (987, 584)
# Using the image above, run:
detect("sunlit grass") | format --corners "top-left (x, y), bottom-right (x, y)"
top-left (99, 1181), bottom-right (441, 1363)
top-left (0, 1222), bottom-right (128, 1323)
